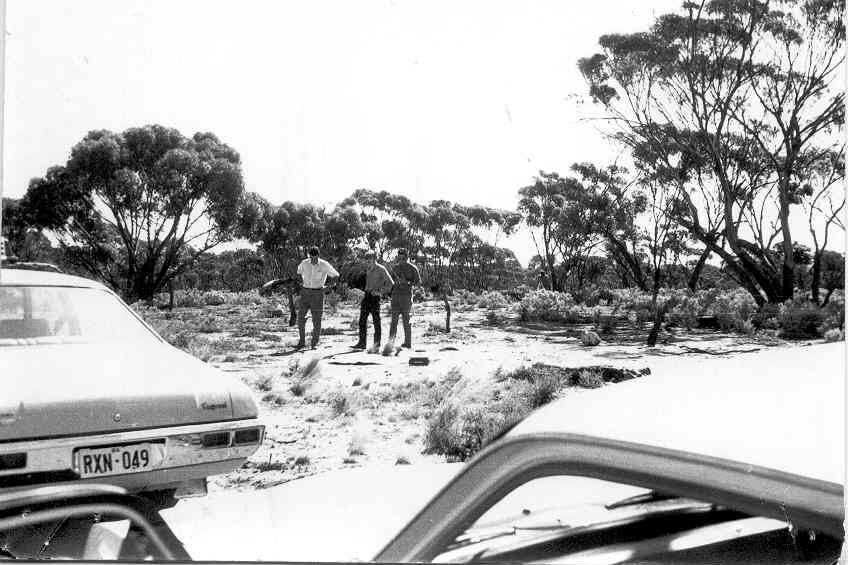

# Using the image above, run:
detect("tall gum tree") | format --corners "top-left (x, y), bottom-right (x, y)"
top-left (578, 0), bottom-right (844, 304)
top-left (23, 125), bottom-right (245, 300)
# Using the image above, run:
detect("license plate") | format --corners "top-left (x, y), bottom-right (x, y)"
top-left (75, 443), bottom-right (165, 478)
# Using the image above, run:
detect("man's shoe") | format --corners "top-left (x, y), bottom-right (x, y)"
top-left (294, 341), bottom-right (306, 349)
top-left (310, 342), bottom-right (319, 350)
top-left (401, 343), bottom-right (412, 348)
top-left (351, 342), bottom-right (366, 349)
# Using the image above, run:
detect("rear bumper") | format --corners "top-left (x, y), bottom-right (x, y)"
top-left (0, 419), bottom-right (264, 493)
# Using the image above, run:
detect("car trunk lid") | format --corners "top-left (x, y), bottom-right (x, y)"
top-left (0, 342), bottom-right (238, 441)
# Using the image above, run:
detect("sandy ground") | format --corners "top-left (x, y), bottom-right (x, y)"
top-left (138, 297), bottom-right (817, 493)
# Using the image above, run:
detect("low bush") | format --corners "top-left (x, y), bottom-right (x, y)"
top-left (346, 288), bottom-right (365, 305)
top-left (824, 328), bottom-right (844, 342)
top-left (477, 291), bottom-right (509, 309)
top-left (778, 299), bottom-right (825, 339)
top-left (518, 290), bottom-right (579, 322)
top-left (204, 292), bottom-right (226, 306)
top-left (423, 404), bottom-right (507, 462)
top-left (576, 368), bottom-right (604, 389)
top-left (820, 291), bottom-right (845, 332)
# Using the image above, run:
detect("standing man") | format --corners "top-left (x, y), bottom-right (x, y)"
top-left (296, 246), bottom-right (339, 349)
top-left (389, 248), bottom-right (421, 348)
top-left (352, 251), bottom-right (393, 350)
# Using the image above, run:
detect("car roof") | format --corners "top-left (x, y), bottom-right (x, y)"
top-left (0, 267), bottom-right (110, 291)
top-left (507, 342), bottom-right (844, 486)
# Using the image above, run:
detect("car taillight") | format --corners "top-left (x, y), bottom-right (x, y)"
top-left (233, 427), bottom-right (263, 446)
top-left (201, 432), bottom-right (231, 448)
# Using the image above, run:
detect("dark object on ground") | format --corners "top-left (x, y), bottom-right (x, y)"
top-left (639, 367), bottom-right (651, 375)
top-left (439, 346), bottom-right (459, 351)
top-left (328, 361), bottom-right (381, 366)
top-left (696, 315), bottom-right (720, 330)
top-left (351, 342), bottom-right (366, 349)
top-left (409, 357), bottom-right (430, 366)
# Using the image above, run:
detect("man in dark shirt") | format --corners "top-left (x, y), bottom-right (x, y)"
top-left (389, 248), bottom-right (421, 348)
top-left (352, 251), bottom-right (394, 350)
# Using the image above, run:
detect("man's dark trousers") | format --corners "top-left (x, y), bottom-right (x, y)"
top-left (358, 291), bottom-right (382, 346)
top-left (298, 288), bottom-right (324, 346)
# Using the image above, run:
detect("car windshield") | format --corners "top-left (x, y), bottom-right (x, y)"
top-left (0, 286), bottom-right (159, 345)
top-left (435, 476), bottom-right (841, 564)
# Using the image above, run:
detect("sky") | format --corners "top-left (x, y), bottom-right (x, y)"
top-left (1, 0), bottom-right (794, 266)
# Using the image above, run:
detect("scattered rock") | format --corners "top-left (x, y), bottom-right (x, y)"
top-left (581, 330), bottom-right (601, 346)
top-left (439, 346), bottom-right (459, 351)
top-left (409, 357), bottom-right (430, 366)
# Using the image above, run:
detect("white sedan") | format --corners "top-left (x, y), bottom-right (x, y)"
top-left (0, 268), bottom-right (264, 509)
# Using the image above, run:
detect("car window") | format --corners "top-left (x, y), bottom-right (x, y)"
top-left (0, 286), bottom-right (159, 345)
top-left (433, 476), bottom-right (842, 564)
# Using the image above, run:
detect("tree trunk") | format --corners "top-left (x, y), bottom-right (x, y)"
top-left (810, 251), bottom-right (822, 305)
top-left (168, 279), bottom-right (175, 311)
top-left (687, 249), bottom-right (711, 291)
top-left (442, 294), bottom-right (451, 333)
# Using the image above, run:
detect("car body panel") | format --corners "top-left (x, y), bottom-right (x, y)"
top-left (0, 343), bottom-right (255, 441)
top-left (508, 343), bottom-right (844, 486)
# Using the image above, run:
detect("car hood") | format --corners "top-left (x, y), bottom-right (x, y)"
top-left (163, 463), bottom-right (465, 562)
top-left (0, 342), bottom-right (256, 441)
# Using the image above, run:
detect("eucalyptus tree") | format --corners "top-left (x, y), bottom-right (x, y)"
top-left (22, 126), bottom-right (245, 300)
top-left (579, 0), bottom-right (844, 304)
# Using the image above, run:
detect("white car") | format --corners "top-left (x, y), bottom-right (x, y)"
top-left (0, 268), bottom-right (264, 509)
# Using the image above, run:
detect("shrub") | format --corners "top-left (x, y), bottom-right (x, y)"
top-left (477, 291), bottom-right (509, 309)
top-left (778, 299), bottom-right (825, 339)
top-left (327, 390), bottom-right (356, 417)
top-left (255, 375), bottom-right (274, 392)
top-left (346, 288), bottom-right (365, 305)
top-left (518, 290), bottom-right (580, 322)
top-left (423, 404), bottom-right (505, 462)
top-left (525, 373), bottom-right (562, 408)
top-left (204, 292), bottom-right (226, 306)
top-left (347, 432), bottom-right (366, 456)
top-left (422, 404), bottom-right (461, 457)
top-left (293, 455), bottom-right (310, 466)
top-left (196, 316), bottom-right (222, 334)
top-left (824, 328), bottom-right (844, 342)
top-left (821, 291), bottom-right (845, 332)
top-left (709, 289), bottom-right (757, 332)
top-left (576, 368), bottom-right (604, 389)
top-left (667, 299), bottom-right (699, 330)
top-left (751, 303), bottom-right (782, 330)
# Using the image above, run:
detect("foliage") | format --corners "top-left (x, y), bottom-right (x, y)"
top-left (578, 0), bottom-right (845, 305)
top-left (778, 299), bottom-right (826, 339)
top-left (477, 290), bottom-right (509, 309)
top-left (21, 126), bottom-right (246, 300)
top-left (518, 290), bottom-right (579, 322)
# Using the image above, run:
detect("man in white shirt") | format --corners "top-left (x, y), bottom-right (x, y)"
top-left (295, 246), bottom-right (339, 349)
